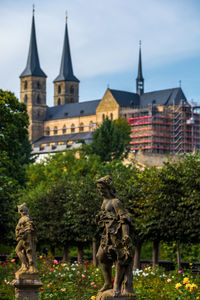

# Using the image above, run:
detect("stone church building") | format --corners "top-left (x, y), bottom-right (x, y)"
top-left (20, 12), bottom-right (200, 158)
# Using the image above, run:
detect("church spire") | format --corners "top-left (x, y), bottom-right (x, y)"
top-left (136, 41), bottom-right (144, 95)
top-left (54, 16), bottom-right (79, 83)
top-left (20, 10), bottom-right (46, 78)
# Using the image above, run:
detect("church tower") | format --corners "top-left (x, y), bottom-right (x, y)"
top-left (53, 16), bottom-right (79, 106)
top-left (20, 9), bottom-right (47, 142)
top-left (136, 41), bottom-right (144, 96)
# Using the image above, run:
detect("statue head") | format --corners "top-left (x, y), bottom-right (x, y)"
top-left (18, 203), bottom-right (29, 216)
top-left (96, 175), bottom-right (116, 198)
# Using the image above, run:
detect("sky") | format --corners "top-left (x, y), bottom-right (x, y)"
top-left (0, 0), bottom-right (200, 107)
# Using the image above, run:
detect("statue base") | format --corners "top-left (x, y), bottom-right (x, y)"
top-left (96, 289), bottom-right (136, 300)
top-left (12, 274), bottom-right (42, 300)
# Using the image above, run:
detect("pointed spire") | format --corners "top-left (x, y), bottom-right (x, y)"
top-left (20, 10), bottom-right (46, 78)
top-left (136, 40), bottom-right (144, 95)
top-left (54, 16), bottom-right (79, 83)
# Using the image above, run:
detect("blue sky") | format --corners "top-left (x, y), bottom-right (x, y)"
top-left (0, 0), bottom-right (200, 106)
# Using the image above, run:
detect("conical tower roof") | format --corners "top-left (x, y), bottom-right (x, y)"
top-left (136, 41), bottom-right (144, 81)
top-left (54, 18), bottom-right (79, 83)
top-left (20, 13), bottom-right (46, 78)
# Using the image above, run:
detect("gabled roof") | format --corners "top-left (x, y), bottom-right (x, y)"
top-left (109, 89), bottom-right (140, 107)
top-left (54, 19), bottom-right (79, 83)
top-left (33, 131), bottom-right (93, 146)
top-left (140, 88), bottom-right (188, 107)
top-left (46, 100), bottom-right (100, 120)
top-left (20, 14), bottom-right (46, 78)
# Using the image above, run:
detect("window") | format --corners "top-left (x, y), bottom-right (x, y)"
top-left (102, 114), bottom-right (105, 121)
top-left (58, 85), bottom-right (61, 94)
top-left (70, 98), bottom-right (74, 103)
top-left (70, 85), bottom-right (74, 94)
top-left (62, 125), bottom-right (66, 134)
top-left (54, 126), bottom-right (58, 135)
top-left (57, 98), bottom-right (61, 105)
top-left (37, 95), bottom-right (41, 104)
top-left (79, 123), bottom-right (84, 132)
top-left (24, 81), bottom-right (28, 90)
top-left (110, 113), bottom-right (113, 120)
top-left (71, 124), bottom-right (75, 133)
top-left (89, 121), bottom-right (94, 131)
top-left (24, 94), bottom-right (28, 104)
top-left (37, 81), bottom-right (40, 89)
top-left (46, 127), bottom-right (50, 136)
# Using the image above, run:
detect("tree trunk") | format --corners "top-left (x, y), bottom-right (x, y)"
top-left (133, 244), bottom-right (142, 270)
top-left (92, 238), bottom-right (98, 267)
top-left (177, 241), bottom-right (181, 270)
top-left (62, 245), bottom-right (69, 262)
top-left (152, 240), bottom-right (159, 269)
top-left (77, 244), bottom-right (84, 264)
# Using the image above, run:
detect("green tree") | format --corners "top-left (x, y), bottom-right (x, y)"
top-left (84, 117), bottom-right (131, 162)
top-left (0, 90), bottom-right (32, 245)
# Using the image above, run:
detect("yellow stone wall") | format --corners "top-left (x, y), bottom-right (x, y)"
top-left (20, 76), bottom-right (47, 142)
top-left (44, 114), bottom-right (97, 136)
top-left (54, 81), bottom-right (79, 105)
top-left (96, 89), bottom-right (119, 124)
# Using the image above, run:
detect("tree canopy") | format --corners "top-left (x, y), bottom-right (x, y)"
top-left (83, 117), bottom-right (131, 162)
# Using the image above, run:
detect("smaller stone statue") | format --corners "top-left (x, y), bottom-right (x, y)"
top-left (96, 176), bottom-right (136, 300)
top-left (12, 203), bottom-right (42, 300)
top-left (15, 203), bottom-right (38, 278)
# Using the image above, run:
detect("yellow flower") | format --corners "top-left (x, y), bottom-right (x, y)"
top-left (189, 263), bottom-right (193, 266)
top-left (11, 259), bottom-right (15, 263)
top-left (185, 283), bottom-right (192, 290)
top-left (196, 296), bottom-right (199, 299)
top-left (183, 277), bottom-right (190, 284)
top-left (91, 296), bottom-right (96, 300)
top-left (39, 255), bottom-right (43, 259)
top-left (175, 283), bottom-right (182, 289)
top-left (190, 283), bottom-right (198, 292)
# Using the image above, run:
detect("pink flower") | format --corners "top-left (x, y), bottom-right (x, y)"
top-left (94, 285), bottom-right (97, 288)
top-left (50, 268), bottom-right (54, 271)
top-left (84, 261), bottom-right (88, 265)
top-left (178, 270), bottom-right (182, 273)
top-left (167, 278), bottom-right (172, 283)
top-left (91, 282), bottom-right (95, 285)
top-left (82, 274), bottom-right (86, 278)
top-left (53, 259), bottom-right (58, 265)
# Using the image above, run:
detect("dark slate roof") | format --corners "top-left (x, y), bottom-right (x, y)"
top-left (140, 88), bottom-right (188, 107)
top-left (33, 131), bottom-right (93, 146)
top-left (54, 19), bottom-right (79, 83)
top-left (46, 100), bottom-right (100, 120)
top-left (109, 89), bottom-right (140, 107)
top-left (20, 14), bottom-right (46, 78)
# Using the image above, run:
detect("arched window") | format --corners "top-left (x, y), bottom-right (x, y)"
top-left (79, 123), bottom-right (84, 132)
top-left (58, 85), bottom-right (61, 94)
top-left (24, 94), bottom-right (28, 104)
top-left (24, 81), bottom-right (28, 90)
top-left (54, 126), bottom-right (58, 135)
top-left (70, 85), bottom-right (74, 94)
top-left (57, 98), bottom-right (61, 105)
top-left (71, 124), bottom-right (75, 133)
top-left (46, 127), bottom-right (50, 136)
top-left (37, 81), bottom-right (40, 89)
top-left (37, 95), bottom-right (41, 104)
top-left (62, 125), bottom-right (66, 134)
top-left (110, 113), bottom-right (113, 120)
top-left (102, 114), bottom-right (105, 121)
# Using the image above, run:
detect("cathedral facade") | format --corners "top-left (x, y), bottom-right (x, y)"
top-left (20, 12), bottom-right (200, 158)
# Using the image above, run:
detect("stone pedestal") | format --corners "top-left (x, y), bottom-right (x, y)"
top-left (96, 290), bottom-right (136, 300)
top-left (12, 274), bottom-right (42, 300)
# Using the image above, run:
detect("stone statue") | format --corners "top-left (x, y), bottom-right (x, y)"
top-left (15, 203), bottom-right (38, 278)
top-left (96, 176), bottom-right (135, 300)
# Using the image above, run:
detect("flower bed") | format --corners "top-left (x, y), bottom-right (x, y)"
top-left (1, 257), bottom-right (200, 299)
